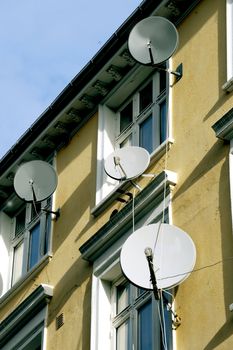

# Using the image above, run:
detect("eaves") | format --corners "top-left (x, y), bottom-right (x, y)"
top-left (0, 0), bottom-right (201, 210)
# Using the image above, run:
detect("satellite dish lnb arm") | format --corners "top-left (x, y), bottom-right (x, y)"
top-left (144, 247), bottom-right (160, 300)
top-left (147, 41), bottom-right (155, 65)
top-left (146, 42), bottom-right (182, 80)
top-left (155, 63), bottom-right (183, 81)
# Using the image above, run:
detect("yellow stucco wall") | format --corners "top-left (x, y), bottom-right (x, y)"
top-left (45, 113), bottom-right (99, 349)
top-left (2, 1), bottom-right (233, 349)
top-left (168, 0), bottom-right (233, 348)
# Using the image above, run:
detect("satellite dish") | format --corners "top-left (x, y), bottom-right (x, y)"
top-left (14, 160), bottom-right (58, 202)
top-left (128, 16), bottom-right (179, 65)
top-left (104, 146), bottom-right (150, 181)
top-left (120, 223), bottom-right (196, 290)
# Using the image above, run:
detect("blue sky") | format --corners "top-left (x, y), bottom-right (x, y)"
top-left (0, 0), bottom-right (142, 159)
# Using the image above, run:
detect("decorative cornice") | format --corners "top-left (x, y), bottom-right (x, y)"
top-left (80, 170), bottom-right (177, 262)
top-left (212, 108), bottom-right (233, 141)
top-left (222, 78), bottom-right (233, 93)
top-left (0, 284), bottom-right (53, 347)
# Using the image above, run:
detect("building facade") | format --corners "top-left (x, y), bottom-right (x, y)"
top-left (0, 0), bottom-right (233, 349)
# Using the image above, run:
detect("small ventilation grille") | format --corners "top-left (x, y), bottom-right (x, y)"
top-left (56, 313), bottom-right (64, 330)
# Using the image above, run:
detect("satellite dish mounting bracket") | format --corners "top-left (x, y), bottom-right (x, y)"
top-left (155, 62), bottom-right (183, 84)
top-left (42, 207), bottom-right (61, 220)
top-left (163, 294), bottom-right (182, 330)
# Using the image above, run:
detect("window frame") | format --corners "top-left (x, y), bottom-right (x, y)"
top-left (115, 72), bottom-right (166, 153)
top-left (226, 0), bottom-right (233, 82)
top-left (0, 284), bottom-right (53, 350)
top-left (223, 0), bottom-right (233, 91)
top-left (229, 140), bottom-right (233, 232)
top-left (212, 108), bottom-right (233, 234)
top-left (111, 278), bottom-right (164, 350)
top-left (10, 199), bottom-right (52, 286)
top-left (81, 171), bottom-right (177, 350)
top-left (95, 67), bottom-right (173, 206)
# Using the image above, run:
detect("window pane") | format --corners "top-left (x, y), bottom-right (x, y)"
top-left (139, 115), bottom-right (153, 153)
top-left (15, 207), bottom-right (26, 236)
top-left (31, 202), bottom-right (41, 222)
top-left (160, 70), bottom-right (167, 92)
top-left (120, 102), bottom-right (133, 133)
top-left (160, 100), bottom-right (167, 143)
top-left (139, 81), bottom-right (153, 112)
top-left (17, 331), bottom-right (42, 350)
top-left (117, 282), bottom-right (130, 314)
top-left (44, 214), bottom-right (51, 254)
top-left (28, 223), bottom-right (41, 270)
top-left (137, 287), bottom-right (147, 297)
top-left (12, 241), bottom-right (24, 285)
top-left (138, 300), bottom-right (152, 350)
top-left (116, 320), bottom-right (129, 350)
top-left (120, 134), bottom-right (132, 148)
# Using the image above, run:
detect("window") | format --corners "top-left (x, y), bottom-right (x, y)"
top-left (116, 72), bottom-right (167, 154)
top-left (223, 0), bottom-right (233, 91)
top-left (11, 199), bottom-right (51, 286)
top-left (112, 279), bottom-right (172, 350)
top-left (212, 108), bottom-right (233, 236)
top-left (226, 0), bottom-right (233, 82)
top-left (80, 171), bottom-right (177, 350)
top-left (96, 69), bottom-right (169, 204)
top-left (0, 284), bottom-right (53, 349)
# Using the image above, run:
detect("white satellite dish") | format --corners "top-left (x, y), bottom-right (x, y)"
top-left (120, 223), bottom-right (196, 290)
top-left (104, 146), bottom-right (150, 181)
top-left (14, 160), bottom-right (58, 202)
top-left (128, 16), bottom-right (179, 66)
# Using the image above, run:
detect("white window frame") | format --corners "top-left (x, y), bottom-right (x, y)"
top-left (227, 0), bottom-right (233, 82)
top-left (91, 232), bottom-right (172, 350)
top-left (212, 109), bottom-right (233, 234)
top-left (229, 140), bottom-right (233, 231)
top-left (10, 199), bottom-right (51, 286)
top-left (87, 172), bottom-right (176, 350)
top-left (96, 70), bottom-right (172, 206)
top-left (2, 308), bottom-right (46, 350)
top-left (111, 277), bottom-right (165, 350)
top-left (116, 74), bottom-right (164, 151)
top-left (223, 0), bottom-right (233, 91)
top-left (0, 284), bottom-right (53, 350)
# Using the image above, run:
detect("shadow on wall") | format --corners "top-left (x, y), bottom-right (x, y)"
top-left (204, 157), bottom-right (233, 349)
top-left (173, 140), bottom-right (226, 202)
top-left (47, 256), bottom-right (92, 348)
top-left (53, 116), bottom-right (97, 253)
top-left (53, 172), bottom-right (94, 253)
top-left (178, 0), bottom-right (228, 123)
top-left (173, 137), bottom-right (233, 348)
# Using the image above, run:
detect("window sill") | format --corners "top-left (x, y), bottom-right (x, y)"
top-left (150, 137), bottom-right (174, 164)
top-left (222, 78), bottom-right (233, 92)
top-left (91, 138), bottom-right (174, 217)
top-left (0, 254), bottom-right (52, 308)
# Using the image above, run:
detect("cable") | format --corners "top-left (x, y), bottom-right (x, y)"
top-left (153, 94), bottom-right (170, 255)
top-left (157, 298), bottom-right (167, 350)
top-left (30, 181), bottom-right (40, 219)
top-left (157, 256), bottom-right (233, 281)
top-left (160, 291), bottom-right (168, 350)
top-left (132, 188), bottom-right (136, 234)
top-left (162, 84), bottom-right (170, 225)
